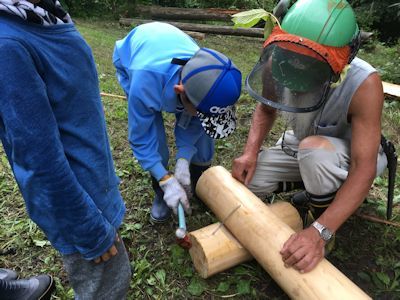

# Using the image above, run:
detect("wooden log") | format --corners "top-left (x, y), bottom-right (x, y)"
top-left (182, 30), bottom-right (206, 40)
top-left (135, 5), bottom-right (241, 22)
top-left (119, 18), bottom-right (264, 38)
top-left (189, 201), bottom-right (302, 278)
top-left (196, 166), bottom-right (371, 300)
top-left (383, 81), bottom-right (400, 99)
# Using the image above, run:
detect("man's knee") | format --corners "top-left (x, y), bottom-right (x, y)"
top-left (298, 135), bottom-right (335, 151)
top-left (298, 141), bottom-right (344, 195)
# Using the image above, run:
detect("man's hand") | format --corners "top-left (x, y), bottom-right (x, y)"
top-left (280, 227), bottom-right (325, 273)
top-left (94, 235), bottom-right (120, 264)
top-left (232, 154), bottom-right (257, 185)
top-left (174, 158), bottom-right (192, 199)
top-left (159, 175), bottom-right (191, 215)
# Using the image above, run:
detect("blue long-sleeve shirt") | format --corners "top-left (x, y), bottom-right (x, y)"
top-left (113, 22), bottom-right (207, 180)
top-left (0, 13), bottom-right (125, 260)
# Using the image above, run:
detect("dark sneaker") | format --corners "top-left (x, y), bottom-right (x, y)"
top-left (0, 268), bottom-right (18, 281)
top-left (0, 274), bottom-right (55, 300)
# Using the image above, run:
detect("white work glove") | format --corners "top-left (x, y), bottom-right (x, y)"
top-left (174, 158), bottom-right (193, 199)
top-left (159, 175), bottom-right (191, 215)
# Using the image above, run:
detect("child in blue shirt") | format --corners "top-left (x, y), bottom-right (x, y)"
top-left (113, 22), bottom-right (242, 222)
top-left (0, 1), bottom-right (131, 298)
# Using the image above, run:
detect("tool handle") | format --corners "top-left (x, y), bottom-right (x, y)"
top-left (178, 202), bottom-right (186, 231)
top-left (381, 135), bottom-right (397, 220)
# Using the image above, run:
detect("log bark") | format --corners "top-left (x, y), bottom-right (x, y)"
top-left (135, 5), bottom-right (241, 22)
top-left (189, 201), bottom-right (302, 278)
top-left (196, 166), bottom-right (371, 300)
top-left (119, 18), bottom-right (264, 38)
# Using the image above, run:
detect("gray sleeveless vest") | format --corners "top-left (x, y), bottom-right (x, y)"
top-left (313, 57), bottom-right (377, 141)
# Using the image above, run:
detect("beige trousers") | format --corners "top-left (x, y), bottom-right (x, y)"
top-left (248, 131), bottom-right (388, 198)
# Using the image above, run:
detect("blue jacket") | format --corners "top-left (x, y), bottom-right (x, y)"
top-left (113, 22), bottom-right (211, 181)
top-left (0, 14), bottom-right (125, 260)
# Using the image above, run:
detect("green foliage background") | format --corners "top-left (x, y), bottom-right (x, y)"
top-left (61, 0), bottom-right (400, 43)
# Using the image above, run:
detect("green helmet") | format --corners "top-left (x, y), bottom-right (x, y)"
top-left (281, 0), bottom-right (359, 47)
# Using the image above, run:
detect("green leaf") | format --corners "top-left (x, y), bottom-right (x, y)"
top-left (146, 276), bottom-right (156, 286)
top-left (33, 240), bottom-right (48, 247)
top-left (133, 223), bottom-right (142, 230)
top-left (264, 17), bottom-right (274, 39)
top-left (183, 266), bottom-right (194, 278)
top-left (376, 272), bottom-right (390, 286)
top-left (390, 279), bottom-right (399, 290)
top-left (188, 277), bottom-right (206, 296)
top-left (145, 287), bottom-right (153, 295)
top-left (170, 244), bottom-right (186, 266)
top-left (66, 288), bottom-right (74, 299)
top-left (357, 271), bottom-right (371, 282)
top-left (237, 280), bottom-right (251, 295)
top-left (155, 269), bottom-right (166, 286)
top-left (233, 265), bottom-right (250, 275)
top-left (232, 9), bottom-right (270, 29)
top-left (216, 281), bottom-right (230, 292)
top-left (371, 273), bottom-right (385, 289)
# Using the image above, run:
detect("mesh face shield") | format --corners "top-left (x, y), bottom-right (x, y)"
top-left (246, 42), bottom-right (334, 113)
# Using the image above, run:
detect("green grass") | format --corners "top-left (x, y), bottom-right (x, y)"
top-left (0, 19), bottom-right (399, 299)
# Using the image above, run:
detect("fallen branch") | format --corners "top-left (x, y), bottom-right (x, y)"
top-left (355, 212), bottom-right (400, 227)
top-left (100, 92), bottom-right (126, 100)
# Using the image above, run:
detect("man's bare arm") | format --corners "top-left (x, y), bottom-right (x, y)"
top-left (318, 72), bottom-right (384, 232)
top-left (232, 103), bottom-right (277, 184)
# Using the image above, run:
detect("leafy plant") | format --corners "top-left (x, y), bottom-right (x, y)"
top-left (231, 8), bottom-right (279, 39)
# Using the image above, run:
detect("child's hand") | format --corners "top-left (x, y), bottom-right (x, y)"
top-left (94, 235), bottom-right (120, 263)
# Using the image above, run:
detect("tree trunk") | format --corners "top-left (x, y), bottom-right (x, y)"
top-left (119, 18), bottom-right (264, 38)
top-left (135, 5), bottom-right (241, 22)
top-left (196, 166), bottom-right (371, 300)
top-left (189, 201), bottom-right (302, 278)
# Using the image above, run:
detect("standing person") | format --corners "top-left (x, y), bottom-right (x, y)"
top-left (232, 0), bottom-right (388, 273)
top-left (113, 22), bottom-right (242, 223)
top-left (0, 1), bottom-right (131, 299)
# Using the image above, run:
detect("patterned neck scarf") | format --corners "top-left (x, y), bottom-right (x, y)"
top-left (0, 0), bottom-right (72, 25)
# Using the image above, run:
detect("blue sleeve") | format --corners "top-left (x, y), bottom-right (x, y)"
top-left (127, 70), bottom-right (168, 180)
top-left (174, 113), bottom-right (204, 162)
top-left (112, 47), bottom-right (130, 97)
top-left (0, 39), bottom-right (115, 260)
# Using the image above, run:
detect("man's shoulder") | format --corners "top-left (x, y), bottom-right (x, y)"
top-left (350, 57), bottom-right (376, 74)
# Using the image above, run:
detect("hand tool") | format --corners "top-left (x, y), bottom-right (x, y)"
top-left (175, 203), bottom-right (192, 249)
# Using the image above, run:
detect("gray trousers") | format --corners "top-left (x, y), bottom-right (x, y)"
top-left (248, 131), bottom-right (388, 199)
top-left (62, 237), bottom-right (131, 300)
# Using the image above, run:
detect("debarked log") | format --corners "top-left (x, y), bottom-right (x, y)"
top-left (195, 166), bottom-right (371, 300)
top-left (189, 201), bottom-right (302, 278)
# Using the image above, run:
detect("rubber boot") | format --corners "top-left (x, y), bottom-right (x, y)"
top-left (190, 164), bottom-right (210, 197)
top-left (290, 191), bottom-right (335, 254)
top-left (0, 269), bottom-right (18, 281)
top-left (0, 275), bottom-right (55, 300)
top-left (150, 177), bottom-right (171, 223)
top-left (291, 191), bottom-right (334, 224)
top-left (275, 181), bottom-right (304, 193)
top-left (290, 190), bottom-right (312, 226)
